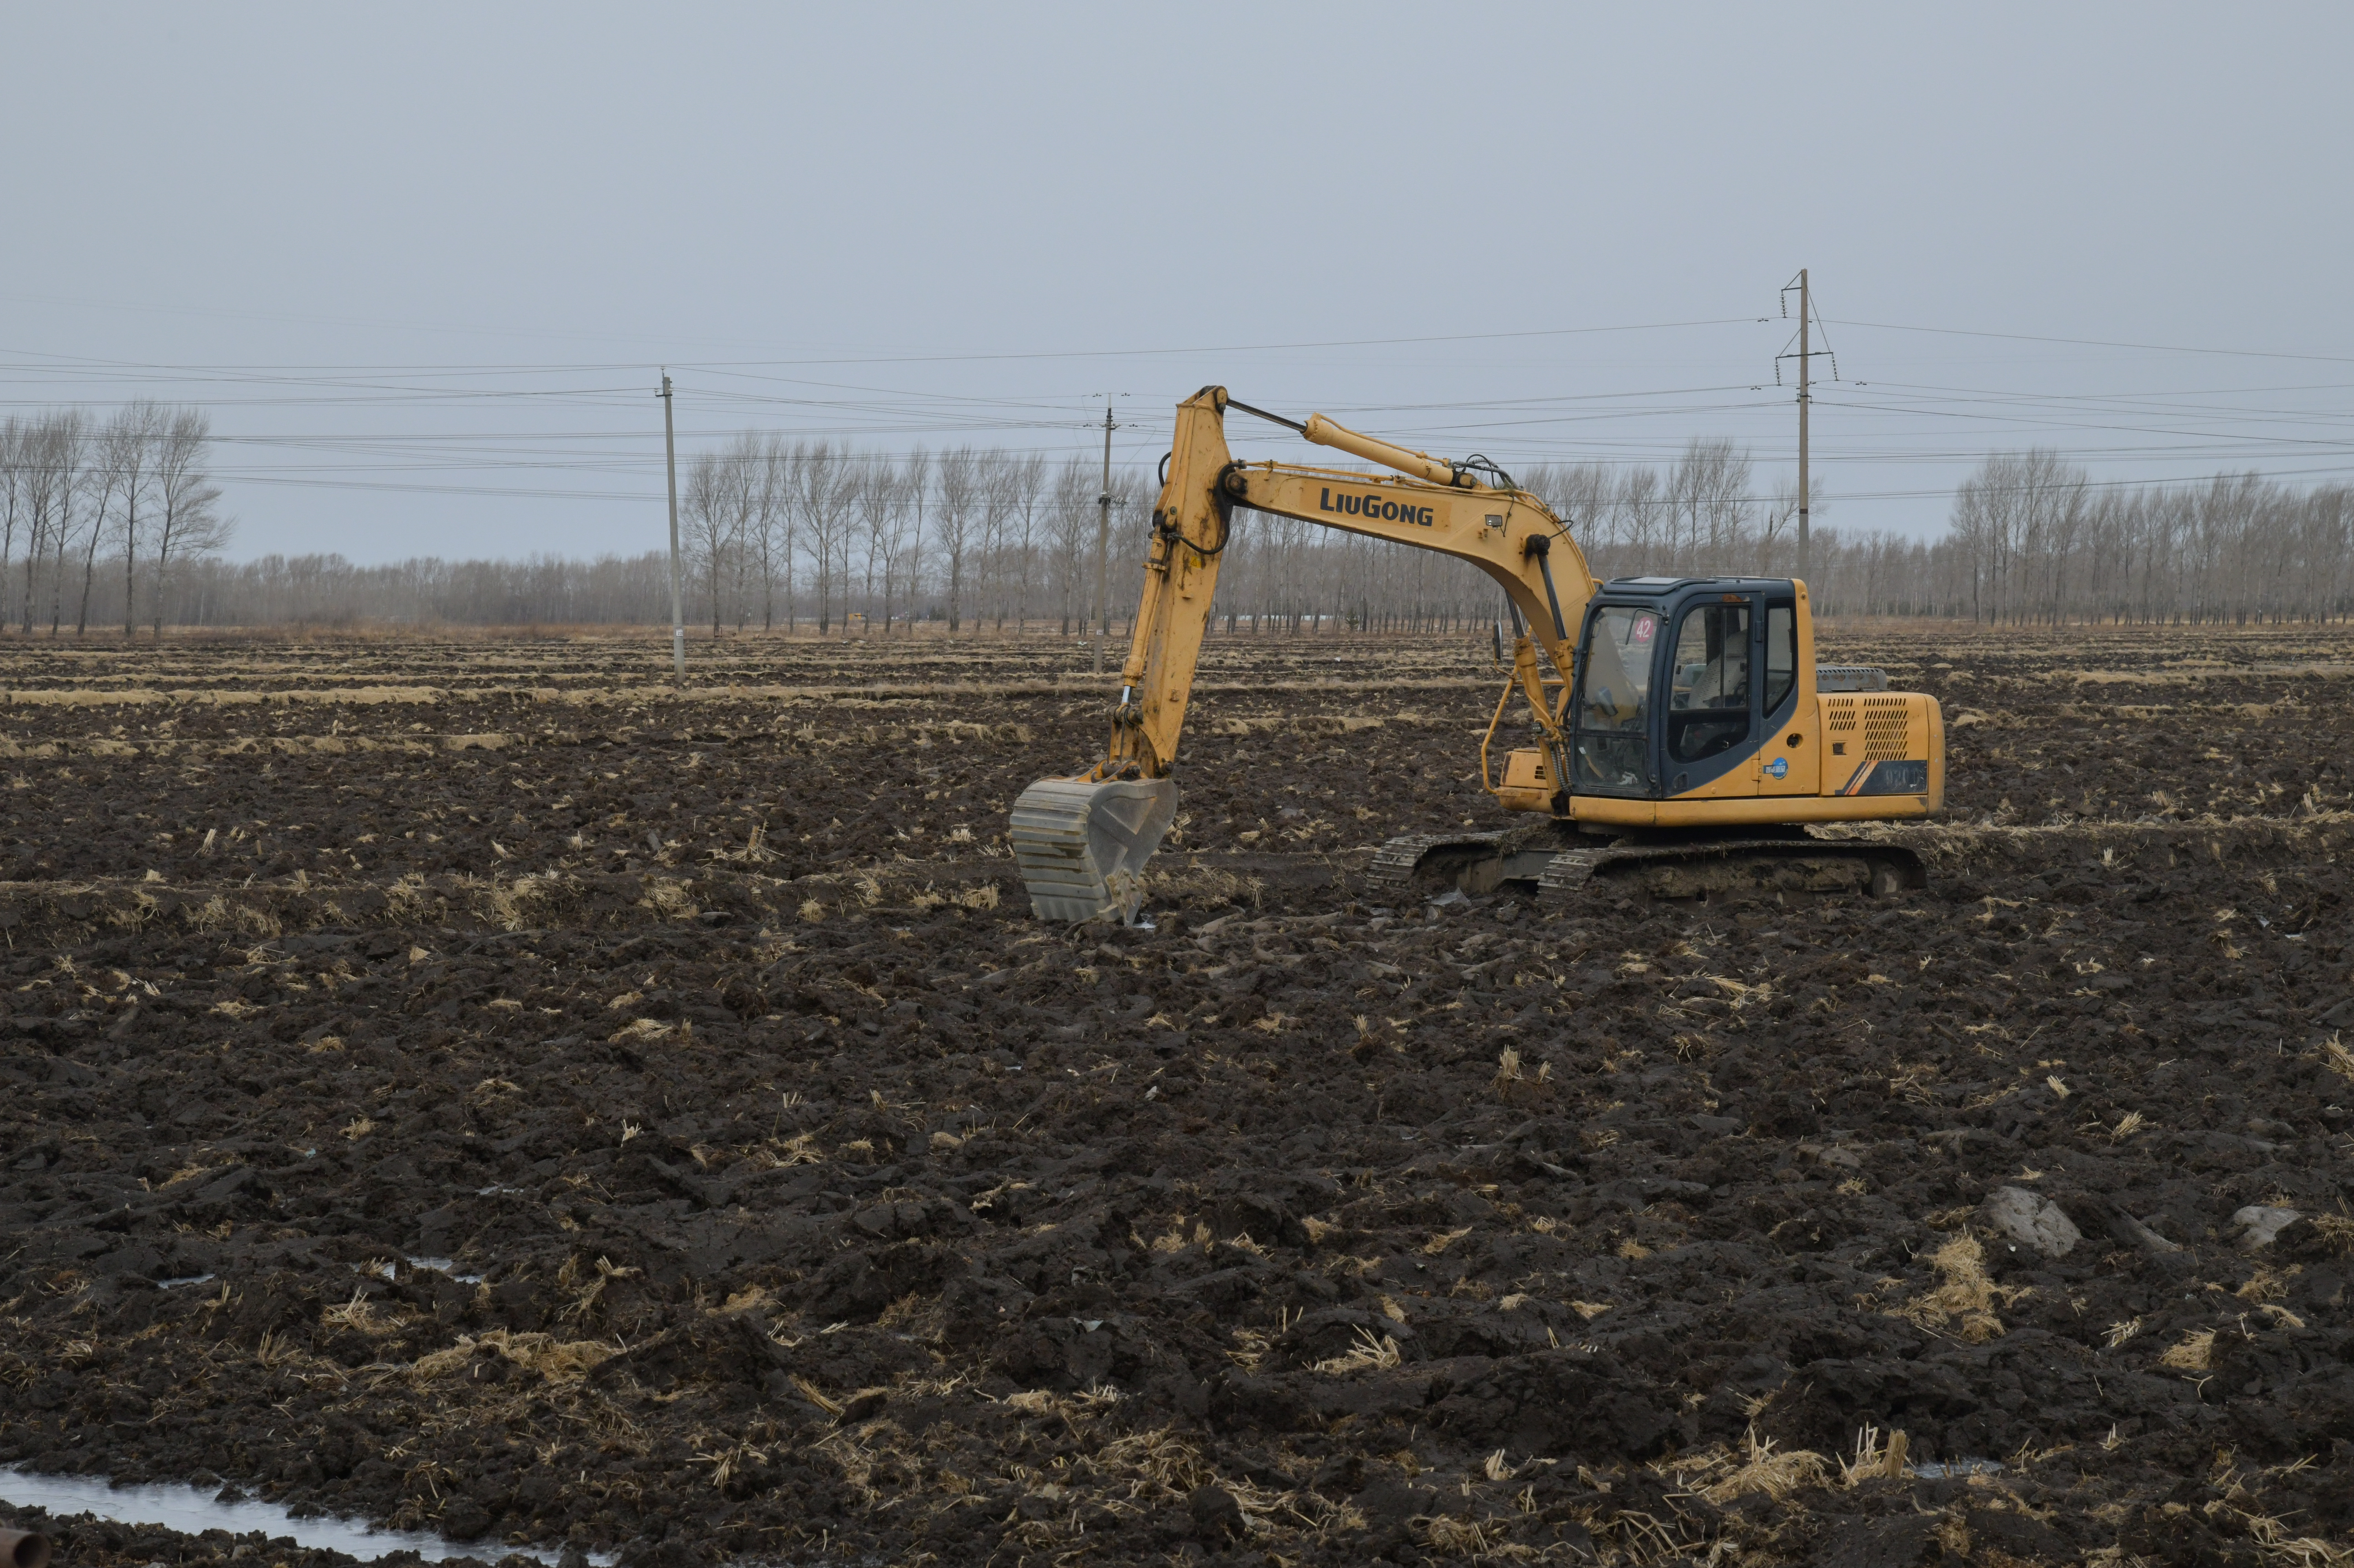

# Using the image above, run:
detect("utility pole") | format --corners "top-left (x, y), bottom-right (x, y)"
top-left (1094, 398), bottom-right (1116, 676)
top-left (1796, 268), bottom-right (1811, 588)
top-left (1777, 271), bottom-right (1832, 588)
top-left (660, 371), bottom-right (685, 678)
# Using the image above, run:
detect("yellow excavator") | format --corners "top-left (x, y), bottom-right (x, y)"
top-left (1009, 387), bottom-right (1945, 921)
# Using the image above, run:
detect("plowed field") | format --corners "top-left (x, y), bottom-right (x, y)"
top-left (3, 623), bottom-right (2352, 1568)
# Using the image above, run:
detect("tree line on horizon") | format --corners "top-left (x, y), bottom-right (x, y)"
top-left (2, 406), bottom-right (2349, 633)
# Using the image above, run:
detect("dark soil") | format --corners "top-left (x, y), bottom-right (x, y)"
top-left (3, 623), bottom-right (2353, 1567)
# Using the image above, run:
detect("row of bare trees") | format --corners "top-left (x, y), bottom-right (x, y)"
top-left (1702, 451), bottom-right (2354, 623)
top-left (20, 415), bottom-right (2349, 632)
top-left (677, 439), bottom-right (1139, 636)
top-left (670, 435), bottom-right (1821, 637)
top-left (1934, 451), bottom-right (2353, 623)
top-left (1438, 443), bottom-right (2350, 625)
top-left (0, 404), bottom-right (230, 636)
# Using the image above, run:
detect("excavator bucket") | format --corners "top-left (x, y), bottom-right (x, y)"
top-left (1008, 776), bottom-right (1179, 923)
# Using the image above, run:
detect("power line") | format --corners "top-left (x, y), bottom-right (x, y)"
top-left (0, 315), bottom-right (1769, 377)
top-left (1829, 318), bottom-right (2354, 366)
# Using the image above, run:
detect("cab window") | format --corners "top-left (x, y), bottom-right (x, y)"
top-left (1666, 600), bottom-right (1750, 764)
top-left (1765, 599), bottom-right (1797, 712)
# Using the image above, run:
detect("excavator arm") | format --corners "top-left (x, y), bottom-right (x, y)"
top-left (1010, 384), bottom-right (1597, 920)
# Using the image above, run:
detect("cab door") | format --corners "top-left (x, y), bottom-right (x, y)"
top-left (1755, 593), bottom-right (1818, 794)
top-left (1660, 592), bottom-right (1758, 798)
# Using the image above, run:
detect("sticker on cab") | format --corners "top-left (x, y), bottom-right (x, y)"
top-left (1631, 614), bottom-right (1656, 644)
top-left (1765, 757), bottom-right (1789, 780)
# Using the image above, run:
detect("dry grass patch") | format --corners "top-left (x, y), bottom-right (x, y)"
top-left (404, 1328), bottom-right (614, 1383)
top-left (1669, 1428), bottom-right (1834, 1504)
top-left (1490, 1047), bottom-right (1553, 1102)
top-left (2318, 1034), bottom-right (2354, 1083)
top-left (2313, 1207), bottom-right (2354, 1257)
top-left (321, 1288), bottom-right (412, 1337)
top-left (1839, 1425), bottom-right (1910, 1485)
top-left (1890, 1233), bottom-right (2027, 1342)
top-left (2158, 1329), bottom-right (2216, 1373)
top-left (1314, 1328), bottom-right (1402, 1375)
top-left (1411, 1515), bottom-right (1536, 1560)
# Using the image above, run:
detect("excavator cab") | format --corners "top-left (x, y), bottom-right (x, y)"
top-left (1571, 577), bottom-right (1792, 800)
top-left (1559, 575), bottom-right (1942, 820)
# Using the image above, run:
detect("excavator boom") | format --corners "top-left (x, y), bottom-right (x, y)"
top-left (1009, 385), bottom-right (1591, 920)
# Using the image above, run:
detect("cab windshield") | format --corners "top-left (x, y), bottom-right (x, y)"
top-left (1573, 604), bottom-right (1659, 792)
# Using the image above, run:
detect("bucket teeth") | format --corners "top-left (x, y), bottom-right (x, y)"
top-left (1009, 776), bottom-right (1179, 922)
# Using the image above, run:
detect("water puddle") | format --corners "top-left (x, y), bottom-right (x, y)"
top-left (0, 1467), bottom-right (611, 1566)
top-left (405, 1256), bottom-right (486, 1285)
top-left (1909, 1458), bottom-right (2005, 1480)
top-left (348, 1259), bottom-right (487, 1287)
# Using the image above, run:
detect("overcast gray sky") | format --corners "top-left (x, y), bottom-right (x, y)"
top-left (4, 3), bottom-right (2349, 562)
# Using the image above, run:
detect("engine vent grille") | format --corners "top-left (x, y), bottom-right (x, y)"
top-left (1863, 697), bottom-right (1910, 760)
top-left (1827, 699), bottom-right (1857, 732)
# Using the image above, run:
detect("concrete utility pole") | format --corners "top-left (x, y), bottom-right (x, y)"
top-left (1094, 398), bottom-right (1116, 675)
top-left (1796, 268), bottom-right (1811, 588)
top-left (661, 372), bottom-right (685, 678)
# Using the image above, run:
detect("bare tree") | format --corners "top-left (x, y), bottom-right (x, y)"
top-left (100, 401), bottom-right (165, 636)
top-left (793, 443), bottom-right (858, 635)
top-left (1610, 467), bottom-right (1663, 567)
top-left (777, 440), bottom-right (805, 632)
top-left (854, 455), bottom-right (898, 635)
top-left (1105, 469), bottom-right (1145, 637)
top-left (0, 418), bottom-right (25, 633)
top-left (898, 448), bottom-right (929, 633)
top-left (680, 449), bottom-right (737, 635)
top-left (18, 418), bottom-right (55, 635)
top-left (712, 433), bottom-right (760, 632)
top-left (77, 428), bottom-right (121, 635)
top-left (1048, 456), bottom-right (1092, 634)
top-left (1002, 450), bottom-right (1045, 632)
top-left (976, 449), bottom-right (1014, 630)
top-left (934, 446), bottom-right (978, 633)
top-left (150, 408), bottom-right (228, 637)
top-left (778, 441), bottom-right (833, 634)
top-left (750, 434), bottom-right (794, 630)
top-left (30, 412), bottom-right (90, 635)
